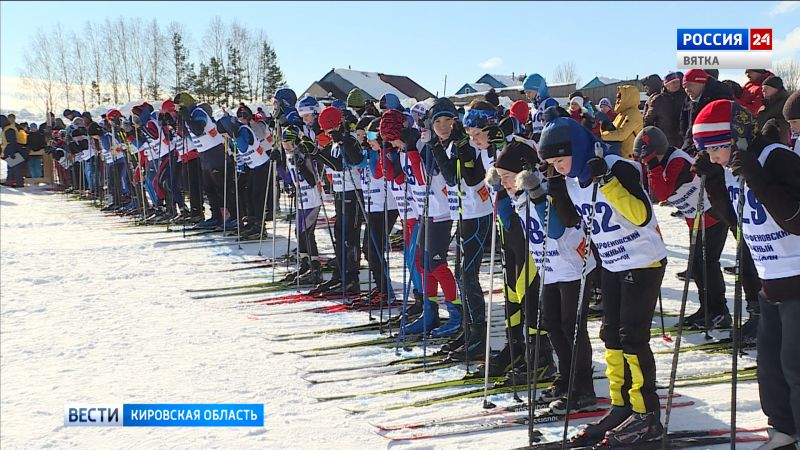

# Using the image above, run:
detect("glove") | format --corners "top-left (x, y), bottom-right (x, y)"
top-left (729, 149), bottom-right (762, 181)
top-left (450, 121), bottom-right (469, 149)
top-left (640, 151), bottom-right (662, 171)
top-left (298, 137), bottom-right (318, 155)
top-left (484, 125), bottom-right (505, 156)
top-left (328, 128), bottom-right (345, 144)
top-left (586, 157), bottom-right (610, 182)
top-left (484, 166), bottom-right (502, 190)
top-left (691, 151), bottom-right (715, 177)
top-left (400, 127), bottom-right (421, 152)
top-left (515, 169), bottom-right (546, 203)
top-left (536, 161), bottom-right (562, 180)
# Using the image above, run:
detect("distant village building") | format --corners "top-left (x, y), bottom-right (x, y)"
top-left (303, 68), bottom-right (434, 102)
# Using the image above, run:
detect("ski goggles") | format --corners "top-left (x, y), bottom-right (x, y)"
top-left (366, 131), bottom-right (379, 141)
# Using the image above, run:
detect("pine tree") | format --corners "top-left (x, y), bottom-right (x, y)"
top-left (208, 57), bottom-right (224, 106)
top-left (171, 31), bottom-right (193, 94)
top-left (227, 42), bottom-right (245, 104)
top-left (196, 63), bottom-right (211, 102)
top-left (263, 43), bottom-right (285, 100)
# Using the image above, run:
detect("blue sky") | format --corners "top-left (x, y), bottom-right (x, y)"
top-left (1, 1), bottom-right (799, 100)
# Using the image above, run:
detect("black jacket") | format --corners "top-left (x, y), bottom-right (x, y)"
top-left (680, 78), bottom-right (733, 150)
top-left (644, 88), bottom-right (687, 148)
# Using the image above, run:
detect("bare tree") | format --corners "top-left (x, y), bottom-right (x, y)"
top-left (52, 24), bottom-right (72, 109)
top-left (204, 16), bottom-right (228, 103)
top-left (146, 18), bottom-right (165, 99)
top-left (774, 60), bottom-right (800, 92)
top-left (128, 17), bottom-right (147, 99)
top-left (24, 29), bottom-right (57, 114)
top-left (103, 19), bottom-right (121, 103)
top-left (86, 21), bottom-right (104, 106)
top-left (115, 18), bottom-right (133, 102)
top-left (70, 31), bottom-right (89, 111)
top-left (552, 61), bottom-right (581, 86)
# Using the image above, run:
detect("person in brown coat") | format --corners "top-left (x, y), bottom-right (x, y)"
top-left (644, 71), bottom-right (686, 148)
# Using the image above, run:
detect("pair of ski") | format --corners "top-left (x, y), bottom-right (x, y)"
top-left (517, 427), bottom-right (767, 449)
top-left (378, 398), bottom-right (699, 441)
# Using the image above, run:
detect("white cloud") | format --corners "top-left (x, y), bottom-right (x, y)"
top-left (479, 57), bottom-right (503, 69)
top-left (769, 1), bottom-right (800, 16)
top-left (774, 26), bottom-right (800, 58)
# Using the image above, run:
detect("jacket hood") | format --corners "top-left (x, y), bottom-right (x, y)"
top-left (615, 85), bottom-right (640, 111)
top-left (523, 73), bottom-right (548, 99)
top-left (0, 115), bottom-right (9, 128)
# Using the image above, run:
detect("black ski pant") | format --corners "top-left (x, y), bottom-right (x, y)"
top-left (363, 209), bottom-right (399, 295)
top-left (758, 294), bottom-right (800, 438)
top-left (693, 221), bottom-right (728, 314)
top-left (198, 145), bottom-right (237, 221)
top-left (457, 214), bottom-right (492, 325)
top-left (331, 190), bottom-right (363, 284)
top-left (177, 157), bottom-right (203, 215)
top-left (542, 274), bottom-right (596, 396)
top-left (111, 161), bottom-right (125, 206)
top-left (729, 228), bottom-right (761, 315)
top-left (246, 163), bottom-right (270, 226)
top-left (499, 219), bottom-right (540, 337)
top-left (599, 260), bottom-right (666, 415)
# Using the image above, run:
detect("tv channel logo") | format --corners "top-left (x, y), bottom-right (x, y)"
top-left (65, 403), bottom-right (265, 427)
top-left (677, 28), bottom-right (772, 69)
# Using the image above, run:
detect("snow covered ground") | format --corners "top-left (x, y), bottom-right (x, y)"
top-left (1, 185), bottom-right (767, 449)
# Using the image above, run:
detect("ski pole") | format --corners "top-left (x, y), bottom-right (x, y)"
top-left (522, 194), bottom-right (541, 446)
top-left (481, 184), bottom-right (500, 408)
top-left (562, 182), bottom-right (599, 449)
top-left (257, 159), bottom-right (274, 256)
top-left (271, 121), bottom-right (281, 277)
top-left (701, 203), bottom-right (711, 340)
top-left (453, 141), bottom-right (471, 373)
top-left (662, 175), bottom-right (706, 449)
top-left (730, 176), bottom-right (747, 450)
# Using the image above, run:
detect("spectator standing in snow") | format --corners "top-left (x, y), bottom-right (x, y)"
top-left (738, 69), bottom-right (774, 115)
top-left (641, 74), bottom-right (663, 119)
top-left (757, 76), bottom-right (791, 145)
top-left (600, 85), bottom-right (643, 159)
top-left (644, 71), bottom-right (686, 148)
top-left (679, 69), bottom-right (733, 152)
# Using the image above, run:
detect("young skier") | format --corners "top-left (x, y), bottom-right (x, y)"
top-left (540, 115), bottom-right (668, 445)
top-left (691, 99), bottom-right (800, 450)
top-left (280, 126), bottom-right (324, 285)
top-left (635, 126), bottom-right (731, 329)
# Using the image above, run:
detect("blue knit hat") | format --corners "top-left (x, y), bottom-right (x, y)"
top-left (539, 117), bottom-right (606, 183)
top-left (274, 88), bottom-right (297, 108)
top-left (378, 93), bottom-right (401, 111)
top-left (522, 73), bottom-right (548, 98)
top-left (296, 94), bottom-right (320, 116)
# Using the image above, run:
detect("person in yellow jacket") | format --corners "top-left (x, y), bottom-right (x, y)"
top-left (601, 85), bottom-right (643, 160)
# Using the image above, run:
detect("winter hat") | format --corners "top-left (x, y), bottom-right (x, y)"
top-left (634, 126), bottom-right (670, 157)
top-left (682, 69), bottom-right (709, 86)
top-left (274, 88), bottom-right (297, 108)
top-left (331, 99), bottom-right (347, 111)
top-left (598, 98), bottom-right (613, 109)
top-left (484, 88), bottom-right (500, 107)
top-left (663, 71), bottom-right (681, 85)
top-left (692, 99), bottom-right (734, 150)
top-left (236, 105), bottom-right (253, 121)
top-left (296, 94), bottom-right (320, 116)
top-left (160, 99), bottom-right (176, 113)
top-left (173, 92), bottom-right (196, 109)
top-left (569, 91), bottom-right (585, 101)
top-left (643, 74), bottom-right (663, 93)
top-left (379, 109), bottom-right (404, 142)
top-left (539, 117), bottom-right (605, 183)
top-left (346, 88), bottom-right (366, 108)
top-left (782, 91), bottom-right (800, 120)
top-left (763, 76), bottom-right (784, 90)
top-left (522, 73), bottom-right (548, 98)
top-left (463, 100), bottom-right (497, 129)
top-left (495, 140), bottom-right (537, 173)
top-left (704, 69), bottom-right (719, 79)
top-left (367, 117), bottom-right (381, 133)
top-left (410, 101), bottom-right (428, 119)
top-left (62, 109), bottom-right (73, 118)
top-left (378, 93), bottom-right (402, 111)
top-left (72, 117), bottom-right (86, 128)
top-left (318, 106), bottom-right (343, 132)
top-left (429, 97), bottom-right (458, 122)
top-left (509, 100), bottom-right (530, 124)
top-left (569, 96), bottom-right (585, 108)
top-left (745, 69), bottom-right (768, 74)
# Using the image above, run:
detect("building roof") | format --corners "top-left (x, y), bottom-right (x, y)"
top-left (455, 83), bottom-right (494, 95)
top-left (305, 68), bottom-right (433, 102)
top-left (476, 74), bottom-right (521, 88)
top-left (581, 76), bottom-right (623, 89)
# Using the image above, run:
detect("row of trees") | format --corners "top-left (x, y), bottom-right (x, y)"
top-left (23, 16), bottom-right (286, 114)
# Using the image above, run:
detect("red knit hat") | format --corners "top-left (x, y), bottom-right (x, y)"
top-left (682, 69), bottom-right (709, 86)
top-left (318, 106), bottom-right (343, 132)
top-left (509, 100), bottom-right (530, 124)
top-left (692, 99), bottom-right (733, 150)
top-left (379, 109), bottom-right (404, 142)
top-left (160, 99), bottom-right (176, 113)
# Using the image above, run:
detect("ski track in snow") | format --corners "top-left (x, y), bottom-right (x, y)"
top-left (0, 185), bottom-right (766, 449)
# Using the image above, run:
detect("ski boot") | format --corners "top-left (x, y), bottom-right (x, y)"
top-left (595, 411), bottom-right (663, 448)
top-left (404, 290), bottom-right (425, 316)
top-left (308, 278), bottom-right (341, 296)
top-left (547, 391), bottom-right (599, 415)
top-left (566, 405), bottom-right (632, 447)
top-left (436, 329), bottom-right (465, 355)
top-left (471, 327), bottom-right (525, 377)
top-left (447, 322), bottom-right (487, 361)
top-left (295, 260), bottom-right (323, 286)
top-left (194, 217), bottom-right (221, 229)
top-left (755, 428), bottom-right (799, 450)
top-left (400, 300), bottom-right (440, 335)
top-left (740, 312), bottom-right (759, 345)
top-left (282, 258), bottom-right (311, 283)
top-left (430, 301), bottom-right (463, 337)
top-left (538, 382), bottom-right (568, 403)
